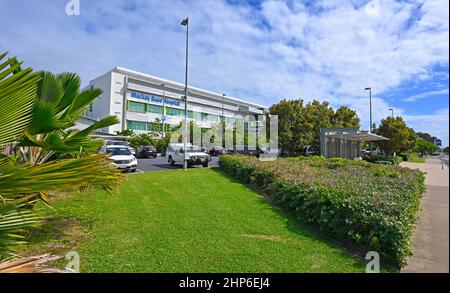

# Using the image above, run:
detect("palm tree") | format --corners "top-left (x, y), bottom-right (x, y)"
top-left (0, 52), bottom-right (124, 260)
top-left (15, 70), bottom-right (120, 164)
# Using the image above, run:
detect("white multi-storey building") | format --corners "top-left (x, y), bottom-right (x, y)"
top-left (84, 67), bottom-right (268, 135)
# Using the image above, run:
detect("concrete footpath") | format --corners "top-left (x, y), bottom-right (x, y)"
top-left (401, 157), bottom-right (449, 273)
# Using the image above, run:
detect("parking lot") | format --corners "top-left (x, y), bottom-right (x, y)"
top-left (136, 155), bottom-right (220, 172)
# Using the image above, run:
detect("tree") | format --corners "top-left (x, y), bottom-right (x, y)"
top-left (415, 140), bottom-right (439, 155)
top-left (116, 130), bottom-right (134, 136)
top-left (303, 100), bottom-right (335, 153)
top-left (0, 52), bottom-right (124, 259)
top-left (270, 99), bottom-right (360, 155)
top-left (375, 116), bottom-right (416, 155)
top-left (269, 99), bottom-right (313, 155)
top-left (416, 132), bottom-right (436, 144)
top-left (16, 71), bottom-right (120, 164)
top-left (332, 106), bottom-right (360, 128)
top-left (128, 133), bottom-right (155, 150)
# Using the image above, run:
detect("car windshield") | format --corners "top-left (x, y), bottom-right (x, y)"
top-left (185, 146), bottom-right (203, 153)
top-left (106, 147), bottom-right (131, 156)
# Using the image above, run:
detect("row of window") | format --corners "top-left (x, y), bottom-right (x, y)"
top-left (127, 100), bottom-right (233, 122)
top-left (126, 120), bottom-right (178, 132)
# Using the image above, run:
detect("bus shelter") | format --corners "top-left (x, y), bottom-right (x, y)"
top-left (320, 127), bottom-right (388, 159)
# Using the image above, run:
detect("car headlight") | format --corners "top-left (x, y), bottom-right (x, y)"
top-left (191, 155), bottom-right (197, 160)
top-left (131, 157), bottom-right (137, 162)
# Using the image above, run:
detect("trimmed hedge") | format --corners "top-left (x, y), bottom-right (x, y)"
top-left (219, 155), bottom-right (425, 267)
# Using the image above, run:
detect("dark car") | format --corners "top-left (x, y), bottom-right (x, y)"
top-left (136, 145), bottom-right (157, 158)
top-left (209, 146), bottom-right (226, 156)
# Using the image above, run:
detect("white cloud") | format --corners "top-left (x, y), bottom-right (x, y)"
top-left (402, 89), bottom-right (449, 102)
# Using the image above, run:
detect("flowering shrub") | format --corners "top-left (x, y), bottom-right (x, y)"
top-left (219, 155), bottom-right (425, 267)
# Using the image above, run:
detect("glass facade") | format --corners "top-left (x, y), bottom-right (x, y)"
top-left (127, 120), bottom-right (167, 132)
top-left (166, 107), bottom-right (183, 116)
top-left (127, 120), bottom-right (147, 131)
top-left (147, 104), bottom-right (164, 114)
top-left (127, 101), bottom-right (146, 112)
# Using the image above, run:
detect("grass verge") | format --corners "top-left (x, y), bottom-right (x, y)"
top-left (20, 168), bottom-right (367, 272)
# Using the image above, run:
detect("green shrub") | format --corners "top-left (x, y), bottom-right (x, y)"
top-left (219, 155), bottom-right (425, 267)
top-left (363, 155), bottom-right (403, 165)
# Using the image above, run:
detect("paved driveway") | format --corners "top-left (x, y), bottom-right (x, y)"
top-left (136, 155), bottom-right (220, 172)
top-left (401, 157), bottom-right (449, 273)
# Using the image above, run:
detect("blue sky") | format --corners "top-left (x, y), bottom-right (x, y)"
top-left (1, 0), bottom-right (448, 145)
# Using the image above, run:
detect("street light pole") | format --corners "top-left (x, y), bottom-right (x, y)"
top-left (161, 83), bottom-right (166, 138)
top-left (389, 108), bottom-right (394, 118)
top-left (222, 94), bottom-right (226, 148)
top-left (364, 87), bottom-right (372, 132)
top-left (181, 17), bottom-right (189, 171)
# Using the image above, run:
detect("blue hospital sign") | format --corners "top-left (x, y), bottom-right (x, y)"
top-left (131, 91), bottom-right (180, 106)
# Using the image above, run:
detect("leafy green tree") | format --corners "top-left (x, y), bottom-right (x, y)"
top-left (128, 133), bottom-right (155, 150)
top-left (304, 100), bottom-right (335, 152)
top-left (416, 132), bottom-right (436, 144)
top-left (270, 99), bottom-right (360, 155)
top-left (269, 99), bottom-right (313, 154)
top-left (116, 130), bottom-right (134, 136)
top-left (332, 106), bottom-right (360, 128)
top-left (415, 140), bottom-right (439, 154)
top-left (375, 116), bottom-right (416, 155)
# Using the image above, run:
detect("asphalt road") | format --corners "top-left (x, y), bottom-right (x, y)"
top-left (137, 155), bottom-right (220, 172)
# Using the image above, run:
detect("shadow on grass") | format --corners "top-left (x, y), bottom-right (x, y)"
top-left (211, 168), bottom-right (395, 272)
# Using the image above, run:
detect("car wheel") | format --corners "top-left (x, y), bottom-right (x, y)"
top-left (131, 169), bottom-right (136, 173)
top-left (168, 156), bottom-right (175, 165)
top-left (202, 162), bottom-right (209, 167)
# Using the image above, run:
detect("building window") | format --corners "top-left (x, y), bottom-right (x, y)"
top-left (208, 114), bottom-right (218, 122)
top-left (201, 113), bottom-right (208, 121)
top-left (166, 107), bottom-right (183, 116)
top-left (127, 120), bottom-right (147, 131)
top-left (187, 110), bottom-right (194, 119)
top-left (147, 104), bottom-right (164, 114)
top-left (127, 101), bottom-right (146, 112)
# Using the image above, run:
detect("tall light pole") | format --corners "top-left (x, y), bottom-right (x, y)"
top-left (388, 108), bottom-right (394, 118)
top-left (161, 83), bottom-right (166, 138)
top-left (222, 94), bottom-right (226, 148)
top-left (364, 87), bottom-right (372, 132)
top-left (181, 17), bottom-right (189, 170)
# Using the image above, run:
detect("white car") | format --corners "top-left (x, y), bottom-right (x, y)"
top-left (105, 140), bottom-right (135, 156)
top-left (166, 143), bottom-right (210, 167)
top-left (101, 145), bottom-right (138, 172)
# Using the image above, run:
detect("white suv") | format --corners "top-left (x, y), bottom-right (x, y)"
top-left (100, 145), bottom-right (138, 172)
top-left (166, 143), bottom-right (211, 167)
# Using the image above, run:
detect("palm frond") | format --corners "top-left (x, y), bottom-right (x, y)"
top-left (0, 52), bottom-right (39, 147)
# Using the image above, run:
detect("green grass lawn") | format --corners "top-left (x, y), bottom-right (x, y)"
top-left (24, 168), bottom-right (366, 272)
top-left (408, 154), bottom-right (426, 163)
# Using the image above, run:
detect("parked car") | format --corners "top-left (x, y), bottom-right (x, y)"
top-left (166, 143), bottom-right (211, 167)
top-left (105, 140), bottom-right (129, 146)
top-left (137, 145), bottom-right (157, 158)
top-left (100, 145), bottom-right (138, 172)
top-left (209, 146), bottom-right (227, 156)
